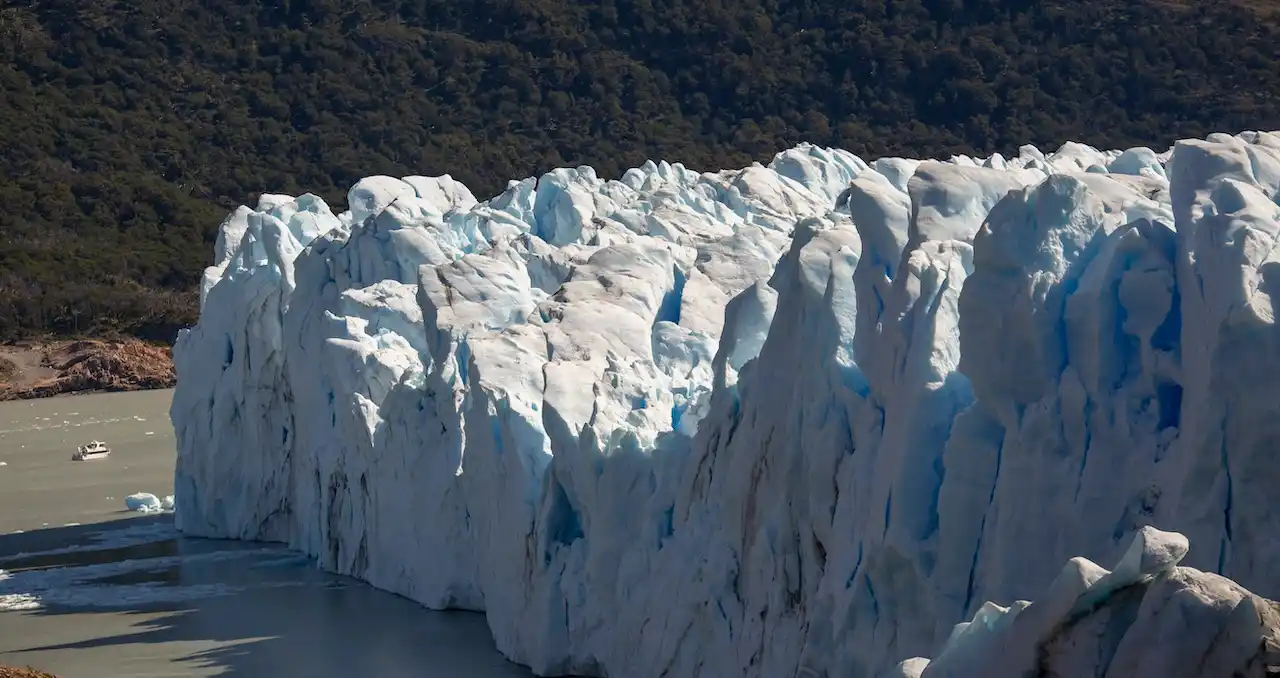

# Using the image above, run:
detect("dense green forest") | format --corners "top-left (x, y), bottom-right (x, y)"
top-left (2, 0), bottom-right (1278, 340)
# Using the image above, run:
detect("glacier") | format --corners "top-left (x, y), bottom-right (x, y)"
top-left (893, 526), bottom-right (1280, 678)
top-left (172, 131), bottom-right (1280, 677)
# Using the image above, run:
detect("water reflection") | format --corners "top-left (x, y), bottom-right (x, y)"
top-left (0, 516), bottom-right (534, 678)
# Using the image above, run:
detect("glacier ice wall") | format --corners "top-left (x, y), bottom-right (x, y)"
top-left (172, 132), bottom-right (1280, 677)
top-left (894, 526), bottom-right (1280, 678)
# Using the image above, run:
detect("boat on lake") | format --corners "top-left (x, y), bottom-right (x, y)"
top-left (72, 440), bottom-right (111, 461)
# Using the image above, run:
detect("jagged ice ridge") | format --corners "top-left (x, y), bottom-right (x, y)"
top-left (172, 131), bottom-right (1280, 677)
top-left (891, 526), bottom-right (1280, 678)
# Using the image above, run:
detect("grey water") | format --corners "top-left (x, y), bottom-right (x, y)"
top-left (0, 390), bottom-right (531, 678)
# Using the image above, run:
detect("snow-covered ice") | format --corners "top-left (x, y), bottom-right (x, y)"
top-left (172, 132), bottom-right (1280, 676)
top-left (124, 493), bottom-right (160, 512)
top-left (124, 492), bottom-right (174, 514)
top-left (897, 527), bottom-right (1280, 678)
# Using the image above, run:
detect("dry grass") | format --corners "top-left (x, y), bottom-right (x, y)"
top-left (0, 667), bottom-right (58, 678)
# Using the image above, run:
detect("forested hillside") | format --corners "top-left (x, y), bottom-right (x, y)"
top-left (2, 0), bottom-right (1278, 340)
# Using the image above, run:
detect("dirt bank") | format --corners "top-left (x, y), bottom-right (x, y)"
top-left (0, 668), bottom-right (58, 678)
top-left (0, 339), bottom-right (175, 401)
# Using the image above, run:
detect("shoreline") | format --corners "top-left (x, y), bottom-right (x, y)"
top-left (0, 668), bottom-right (57, 678)
top-left (0, 339), bottom-right (175, 402)
top-left (0, 384), bottom-right (173, 402)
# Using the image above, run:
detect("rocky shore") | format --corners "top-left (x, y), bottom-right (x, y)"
top-left (0, 339), bottom-right (175, 401)
top-left (0, 668), bottom-right (57, 678)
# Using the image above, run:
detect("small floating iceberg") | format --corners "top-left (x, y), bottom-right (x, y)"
top-left (125, 493), bottom-right (174, 514)
top-left (125, 493), bottom-right (161, 512)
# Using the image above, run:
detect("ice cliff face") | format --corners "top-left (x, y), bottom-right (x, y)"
top-left (172, 132), bottom-right (1280, 677)
top-left (894, 526), bottom-right (1280, 678)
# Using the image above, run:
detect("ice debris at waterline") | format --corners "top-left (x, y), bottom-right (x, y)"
top-left (0, 547), bottom-right (275, 611)
top-left (891, 527), bottom-right (1280, 678)
top-left (125, 492), bottom-right (174, 514)
top-left (172, 131), bottom-right (1280, 677)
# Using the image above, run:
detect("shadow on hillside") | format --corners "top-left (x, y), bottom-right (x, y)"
top-left (0, 515), bottom-right (533, 677)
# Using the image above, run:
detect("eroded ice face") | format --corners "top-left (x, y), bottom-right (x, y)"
top-left (176, 131), bottom-right (1280, 678)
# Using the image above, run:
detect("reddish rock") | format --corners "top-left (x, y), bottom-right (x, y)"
top-left (0, 339), bottom-right (175, 400)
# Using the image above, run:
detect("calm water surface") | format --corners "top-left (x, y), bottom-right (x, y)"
top-left (0, 390), bottom-right (532, 678)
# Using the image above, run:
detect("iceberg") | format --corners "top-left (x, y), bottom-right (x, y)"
top-left (172, 132), bottom-right (1280, 677)
top-left (124, 492), bottom-right (162, 513)
top-left (124, 492), bottom-right (175, 514)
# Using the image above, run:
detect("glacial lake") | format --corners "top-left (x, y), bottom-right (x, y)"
top-left (0, 389), bottom-right (531, 678)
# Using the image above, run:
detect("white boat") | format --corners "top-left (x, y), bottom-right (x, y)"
top-left (72, 440), bottom-right (111, 461)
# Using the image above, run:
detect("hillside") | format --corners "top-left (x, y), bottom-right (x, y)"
top-left (2, 0), bottom-right (1279, 341)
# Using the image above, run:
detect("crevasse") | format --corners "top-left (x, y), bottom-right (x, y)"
top-left (172, 133), bottom-right (1280, 677)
